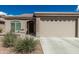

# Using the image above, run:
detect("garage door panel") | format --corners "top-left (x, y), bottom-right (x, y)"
top-left (39, 20), bottom-right (75, 37)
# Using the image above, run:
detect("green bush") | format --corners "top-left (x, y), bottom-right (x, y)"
top-left (14, 36), bottom-right (37, 53)
top-left (2, 32), bottom-right (17, 47)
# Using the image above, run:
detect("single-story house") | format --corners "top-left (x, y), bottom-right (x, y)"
top-left (0, 12), bottom-right (79, 38)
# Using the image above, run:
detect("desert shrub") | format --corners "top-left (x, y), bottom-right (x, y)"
top-left (2, 32), bottom-right (17, 47)
top-left (14, 36), bottom-right (37, 53)
top-left (0, 28), bottom-right (2, 33)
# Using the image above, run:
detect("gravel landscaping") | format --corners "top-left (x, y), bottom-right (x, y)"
top-left (0, 40), bottom-right (43, 54)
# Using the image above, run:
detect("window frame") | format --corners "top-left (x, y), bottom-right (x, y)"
top-left (11, 21), bottom-right (21, 32)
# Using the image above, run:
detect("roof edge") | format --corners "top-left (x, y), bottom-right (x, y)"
top-left (34, 12), bottom-right (79, 17)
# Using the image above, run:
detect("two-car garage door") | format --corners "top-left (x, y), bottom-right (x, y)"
top-left (38, 19), bottom-right (75, 37)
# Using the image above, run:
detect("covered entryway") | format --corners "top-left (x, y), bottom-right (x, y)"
top-left (27, 21), bottom-right (36, 35)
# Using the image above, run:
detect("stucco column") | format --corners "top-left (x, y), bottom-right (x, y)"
top-left (75, 18), bottom-right (78, 37)
top-left (36, 17), bottom-right (40, 37)
top-left (5, 20), bottom-right (11, 33)
top-left (78, 18), bottom-right (79, 37)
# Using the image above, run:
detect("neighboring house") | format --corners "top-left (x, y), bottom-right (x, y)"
top-left (0, 12), bottom-right (79, 38)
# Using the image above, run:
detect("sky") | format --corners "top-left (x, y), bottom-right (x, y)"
top-left (0, 5), bottom-right (78, 15)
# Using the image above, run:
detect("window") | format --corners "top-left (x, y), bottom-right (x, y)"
top-left (11, 21), bottom-right (21, 32)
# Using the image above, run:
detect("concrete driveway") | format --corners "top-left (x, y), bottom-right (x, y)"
top-left (40, 37), bottom-right (79, 54)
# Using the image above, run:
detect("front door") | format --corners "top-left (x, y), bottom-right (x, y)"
top-left (27, 21), bottom-right (35, 35)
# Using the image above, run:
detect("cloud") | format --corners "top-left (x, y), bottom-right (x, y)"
top-left (0, 11), bottom-right (7, 15)
top-left (76, 5), bottom-right (79, 11)
top-left (0, 11), bottom-right (14, 16)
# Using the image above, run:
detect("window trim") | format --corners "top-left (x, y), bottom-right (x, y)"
top-left (11, 21), bottom-right (21, 32)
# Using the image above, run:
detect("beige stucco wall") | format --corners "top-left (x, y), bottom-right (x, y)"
top-left (36, 18), bottom-right (40, 37)
top-left (5, 19), bottom-right (29, 38)
top-left (5, 20), bottom-right (28, 34)
top-left (0, 18), bottom-right (6, 33)
top-left (5, 20), bottom-right (10, 33)
top-left (36, 17), bottom-right (75, 37)
top-left (0, 24), bottom-right (5, 32)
